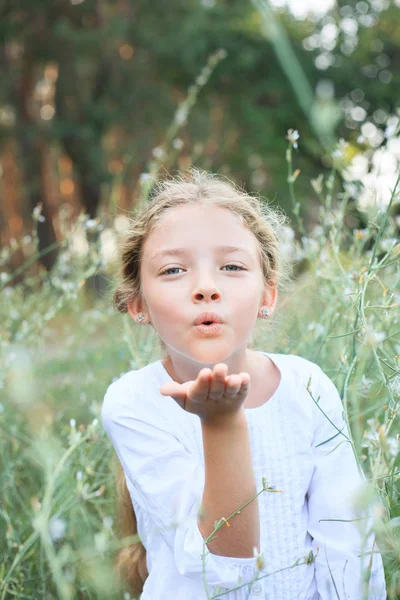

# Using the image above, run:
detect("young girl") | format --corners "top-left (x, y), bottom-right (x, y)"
top-left (101, 169), bottom-right (387, 600)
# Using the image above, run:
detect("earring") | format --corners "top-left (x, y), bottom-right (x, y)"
top-left (260, 307), bottom-right (270, 318)
top-left (136, 313), bottom-right (146, 323)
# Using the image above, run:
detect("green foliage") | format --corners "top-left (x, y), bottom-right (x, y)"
top-left (1, 131), bottom-right (399, 598)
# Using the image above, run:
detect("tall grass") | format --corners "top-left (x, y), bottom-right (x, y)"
top-left (1, 64), bottom-right (399, 600)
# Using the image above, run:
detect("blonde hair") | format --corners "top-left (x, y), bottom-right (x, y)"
top-left (110, 168), bottom-right (294, 595)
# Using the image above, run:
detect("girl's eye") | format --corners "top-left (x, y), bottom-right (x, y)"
top-left (160, 264), bottom-right (245, 276)
top-left (222, 264), bottom-right (245, 272)
top-left (160, 267), bottom-right (183, 276)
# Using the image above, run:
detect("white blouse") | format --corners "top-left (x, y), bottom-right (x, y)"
top-left (101, 351), bottom-right (387, 600)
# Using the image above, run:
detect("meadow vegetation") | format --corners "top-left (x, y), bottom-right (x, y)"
top-left (1, 134), bottom-right (399, 598)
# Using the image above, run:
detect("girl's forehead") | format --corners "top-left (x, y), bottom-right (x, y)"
top-left (152, 203), bottom-right (242, 231)
top-left (143, 204), bottom-right (259, 261)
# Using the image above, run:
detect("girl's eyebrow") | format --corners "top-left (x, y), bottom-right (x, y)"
top-left (150, 245), bottom-right (253, 263)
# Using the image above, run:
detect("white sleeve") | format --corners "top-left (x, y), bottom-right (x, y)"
top-left (101, 381), bottom-right (260, 590)
top-left (306, 367), bottom-right (387, 600)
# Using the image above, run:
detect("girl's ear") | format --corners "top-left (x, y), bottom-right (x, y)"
top-left (260, 281), bottom-right (278, 316)
top-left (127, 295), bottom-right (145, 322)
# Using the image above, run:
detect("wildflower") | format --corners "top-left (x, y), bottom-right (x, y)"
top-left (84, 218), bottom-right (102, 232)
top-left (311, 174), bottom-right (323, 194)
top-left (32, 203), bottom-right (46, 223)
top-left (367, 330), bottom-right (386, 345)
top-left (70, 418), bottom-right (76, 428)
top-left (332, 138), bottom-right (349, 164)
top-left (195, 74), bottom-right (207, 86)
top-left (139, 173), bottom-right (152, 185)
top-left (353, 229), bottom-right (368, 240)
top-left (308, 322), bottom-right (325, 338)
top-left (152, 147), bottom-right (165, 160)
top-left (175, 106), bottom-right (188, 126)
top-left (48, 517), bottom-right (67, 542)
top-left (288, 168), bottom-right (301, 183)
top-left (94, 531), bottom-right (108, 552)
top-left (172, 138), bottom-right (184, 150)
top-left (286, 129), bottom-right (300, 149)
top-left (380, 238), bottom-right (398, 252)
top-left (76, 471), bottom-right (83, 481)
top-left (103, 516), bottom-right (113, 530)
top-left (282, 226), bottom-right (295, 241)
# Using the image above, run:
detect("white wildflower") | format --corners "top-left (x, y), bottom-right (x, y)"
top-left (282, 226), bottom-right (295, 241)
top-left (368, 330), bottom-right (386, 345)
top-left (387, 436), bottom-right (399, 458)
top-left (152, 147), bottom-right (165, 160)
top-left (76, 471), bottom-right (83, 481)
top-left (308, 322), bottom-right (325, 338)
top-left (103, 516), bottom-right (113, 530)
top-left (48, 517), bottom-right (67, 542)
top-left (84, 218), bottom-right (99, 232)
top-left (175, 106), bottom-right (188, 126)
top-left (172, 138), bottom-right (184, 150)
top-left (139, 173), bottom-right (152, 185)
top-left (32, 203), bottom-right (46, 223)
top-left (286, 129), bottom-right (300, 149)
top-left (311, 174), bottom-right (323, 194)
top-left (94, 531), bottom-right (108, 552)
top-left (195, 74), bottom-right (207, 86)
top-left (380, 237), bottom-right (398, 252)
top-left (311, 225), bottom-right (324, 238)
top-left (70, 418), bottom-right (76, 428)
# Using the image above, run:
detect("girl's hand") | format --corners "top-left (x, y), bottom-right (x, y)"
top-left (160, 363), bottom-right (250, 426)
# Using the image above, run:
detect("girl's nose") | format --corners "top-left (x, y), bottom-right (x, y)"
top-left (192, 282), bottom-right (221, 302)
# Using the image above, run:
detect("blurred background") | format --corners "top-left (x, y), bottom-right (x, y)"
top-left (1, 0), bottom-right (399, 279)
top-left (1, 2), bottom-right (400, 599)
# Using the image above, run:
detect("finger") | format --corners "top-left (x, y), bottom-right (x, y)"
top-left (224, 374), bottom-right (242, 397)
top-left (209, 363), bottom-right (228, 399)
top-left (160, 382), bottom-right (182, 396)
top-left (160, 382), bottom-right (187, 409)
top-left (189, 368), bottom-right (212, 402)
top-left (238, 372), bottom-right (251, 396)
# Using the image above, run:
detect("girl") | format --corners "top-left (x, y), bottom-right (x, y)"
top-left (102, 169), bottom-right (387, 599)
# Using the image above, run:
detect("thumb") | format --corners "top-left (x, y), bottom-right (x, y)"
top-left (160, 382), bottom-right (186, 399)
top-left (160, 382), bottom-right (187, 410)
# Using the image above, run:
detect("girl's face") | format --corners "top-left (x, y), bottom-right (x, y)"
top-left (130, 204), bottom-right (276, 366)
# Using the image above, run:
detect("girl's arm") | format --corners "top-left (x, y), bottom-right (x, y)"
top-left (199, 409), bottom-right (260, 557)
top-left (101, 376), bottom-right (263, 591)
top-left (307, 366), bottom-right (387, 600)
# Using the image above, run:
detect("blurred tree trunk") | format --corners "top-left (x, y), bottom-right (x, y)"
top-left (12, 50), bottom-right (59, 271)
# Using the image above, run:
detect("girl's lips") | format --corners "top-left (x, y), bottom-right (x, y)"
top-left (194, 323), bottom-right (223, 335)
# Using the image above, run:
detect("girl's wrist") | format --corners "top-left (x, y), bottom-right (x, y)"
top-left (200, 407), bottom-right (247, 430)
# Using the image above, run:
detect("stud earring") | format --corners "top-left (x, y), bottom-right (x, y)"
top-left (136, 313), bottom-right (146, 323)
top-left (260, 307), bottom-right (270, 318)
